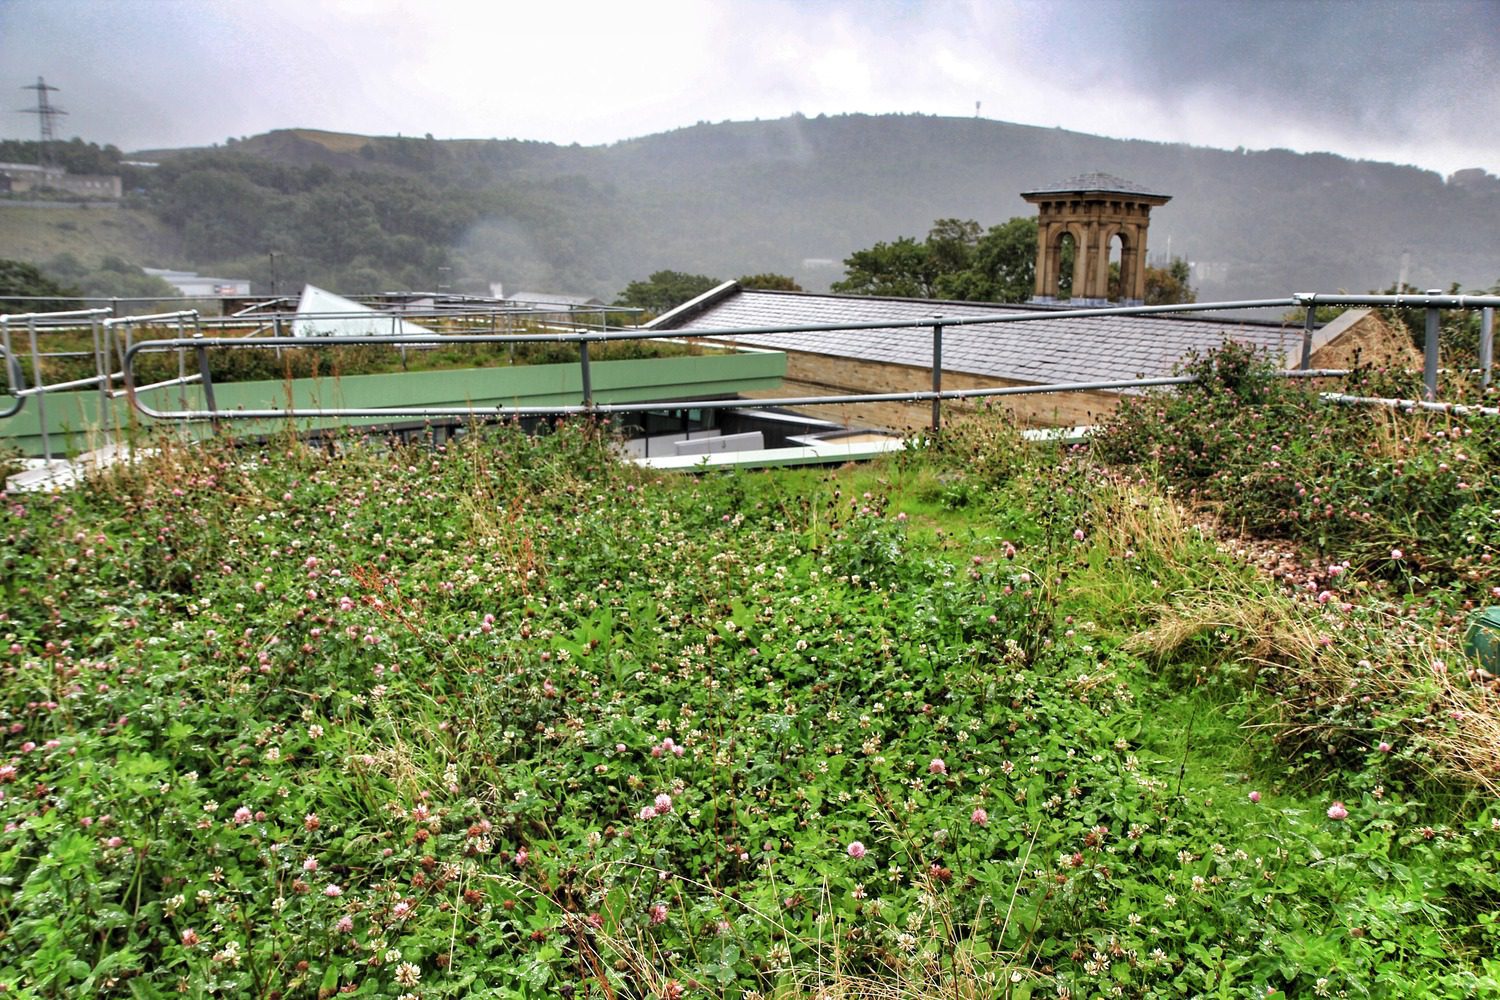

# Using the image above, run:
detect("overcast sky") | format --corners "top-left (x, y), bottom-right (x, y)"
top-left (2, 0), bottom-right (1496, 176)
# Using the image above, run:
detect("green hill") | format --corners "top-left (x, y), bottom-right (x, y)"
top-left (6, 115), bottom-right (1497, 300)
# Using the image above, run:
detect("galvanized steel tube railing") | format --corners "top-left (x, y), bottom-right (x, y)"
top-left (16, 293), bottom-right (1500, 446)
top-left (0, 309), bottom-right (112, 457)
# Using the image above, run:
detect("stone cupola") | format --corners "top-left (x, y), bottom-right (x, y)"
top-left (1021, 173), bottom-right (1170, 305)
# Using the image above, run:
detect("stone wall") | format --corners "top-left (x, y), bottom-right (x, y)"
top-left (1307, 310), bottom-right (1422, 371)
top-left (738, 350), bottom-right (1120, 433)
top-left (734, 310), bottom-right (1416, 434)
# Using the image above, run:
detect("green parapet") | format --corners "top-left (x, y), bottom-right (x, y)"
top-left (0, 350), bottom-right (787, 457)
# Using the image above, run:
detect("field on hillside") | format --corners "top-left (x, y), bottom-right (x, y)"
top-left (1, 357), bottom-right (1498, 999)
top-left (0, 204), bottom-right (179, 270)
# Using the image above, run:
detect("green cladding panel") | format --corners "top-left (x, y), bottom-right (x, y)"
top-left (0, 350), bottom-right (786, 457)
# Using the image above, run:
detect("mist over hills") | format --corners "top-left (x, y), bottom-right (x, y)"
top-left (14, 113), bottom-right (1500, 301)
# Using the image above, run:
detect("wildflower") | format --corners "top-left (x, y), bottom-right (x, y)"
top-left (304, 812), bottom-right (320, 830)
top-left (1248, 791), bottom-right (1261, 804)
top-left (654, 792), bottom-right (673, 813)
top-left (395, 962), bottom-right (422, 987)
top-left (303, 857), bottom-right (318, 872)
top-left (928, 758), bottom-right (947, 776)
top-left (335, 915), bottom-right (354, 933)
top-left (1377, 741), bottom-right (1392, 753)
top-left (1326, 801), bottom-right (1348, 821)
top-left (847, 841), bottom-right (867, 859)
top-left (1390, 548), bottom-right (1403, 560)
top-left (649, 902), bottom-right (669, 925)
top-left (1073, 528), bottom-right (1086, 541)
top-left (324, 884), bottom-right (343, 897)
top-left (233, 807), bottom-right (253, 825)
top-left (180, 928), bottom-right (200, 947)
top-left (971, 807), bottom-right (988, 826)
top-left (638, 805), bottom-right (657, 821)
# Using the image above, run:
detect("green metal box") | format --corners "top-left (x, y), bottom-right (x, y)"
top-left (1465, 607), bottom-right (1500, 672)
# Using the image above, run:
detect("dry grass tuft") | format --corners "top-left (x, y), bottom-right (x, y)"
top-left (1091, 469), bottom-right (1500, 790)
top-left (1129, 571), bottom-right (1500, 791)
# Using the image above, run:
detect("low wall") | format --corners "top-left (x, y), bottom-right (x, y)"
top-left (0, 351), bottom-right (786, 457)
top-left (736, 349), bottom-right (1121, 432)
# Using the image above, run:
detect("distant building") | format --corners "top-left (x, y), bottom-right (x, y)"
top-left (0, 162), bottom-right (122, 199)
top-left (143, 268), bottom-right (252, 297)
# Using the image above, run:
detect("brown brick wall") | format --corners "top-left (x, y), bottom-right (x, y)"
top-left (738, 350), bottom-right (1121, 432)
top-left (734, 312), bottom-right (1413, 434)
top-left (1308, 311), bottom-right (1421, 371)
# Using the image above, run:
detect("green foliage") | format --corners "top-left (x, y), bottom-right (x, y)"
top-left (0, 424), bottom-right (1495, 996)
top-left (1144, 257), bottom-right (1197, 305)
top-left (0, 138), bottom-right (124, 177)
top-left (612, 269), bottom-right (722, 315)
top-left (1095, 340), bottom-right (1499, 593)
top-left (832, 216), bottom-right (1037, 303)
top-left (1375, 280), bottom-right (1500, 373)
top-left (0, 258), bottom-right (79, 313)
top-left (831, 235), bottom-right (938, 298)
top-left (42, 254), bottom-right (177, 300)
top-left (735, 272), bottom-right (803, 291)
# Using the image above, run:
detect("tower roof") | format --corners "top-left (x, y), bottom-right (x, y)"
top-left (1020, 172), bottom-right (1170, 201)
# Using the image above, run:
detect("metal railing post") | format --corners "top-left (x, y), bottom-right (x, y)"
top-left (27, 316), bottom-right (51, 463)
top-left (1299, 296), bottom-right (1317, 369)
top-left (92, 312), bottom-right (112, 446)
top-left (0, 315), bottom-right (18, 396)
top-left (193, 331), bottom-right (221, 432)
top-left (931, 320), bottom-right (943, 437)
top-left (579, 337), bottom-right (594, 409)
top-left (1481, 306), bottom-right (1494, 391)
top-left (1423, 290), bottom-right (1442, 400)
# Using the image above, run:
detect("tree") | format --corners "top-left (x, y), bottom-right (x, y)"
top-left (614, 270), bottom-right (722, 316)
top-left (935, 217), bottom-right (1036, 302)
top-left (0, 259), bottom-right (80, 314)
top-left (1143, 257), bottom-right (1196, 305)
top-left (834, 217), bottom-right (1037, 303)
top-left (831, 237), bottom-right (939, 298)
top-left (44, 254), bottom-right (177, 299)
top-left (924, 218), bottom-right (981, 275)
top-left (737, 273), bottom-right (803, 291)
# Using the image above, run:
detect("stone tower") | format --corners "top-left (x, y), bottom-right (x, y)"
top-left (1020, 173), bottom-right (1171, 305)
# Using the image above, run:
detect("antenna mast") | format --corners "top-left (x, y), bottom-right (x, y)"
top-left (21, 76), bottom-right (67, 163)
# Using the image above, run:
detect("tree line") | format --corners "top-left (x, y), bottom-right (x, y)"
top-left (609, 218), bottom-right (1196, 318)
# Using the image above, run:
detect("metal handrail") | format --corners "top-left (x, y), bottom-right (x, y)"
top-left (6, 293), bottom-right (1496, 459)
top-left (111, 289), bottom-right (1500, 430)
top-left (118, 365), bottom-right (1354, 422)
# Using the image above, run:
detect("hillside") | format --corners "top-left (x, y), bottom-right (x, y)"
top-left (0, 203), bottom-right (180, 271)
top-left (6, 114), bottom-right (1497, 301)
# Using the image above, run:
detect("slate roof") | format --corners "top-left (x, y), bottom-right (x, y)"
top-left (653, 289), bottom-right (1307, 387)
top-left (1021, 172), bottom-right (1170, 199)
